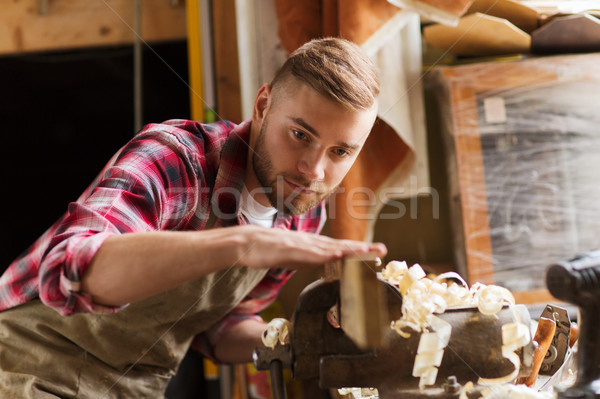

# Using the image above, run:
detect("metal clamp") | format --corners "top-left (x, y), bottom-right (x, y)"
top-left (539, 304), bottom-right (571, 375)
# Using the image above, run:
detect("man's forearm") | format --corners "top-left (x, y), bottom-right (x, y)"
top-left (213, 318), bottom-right (267, 363)
top-left (81, 225), bottom-right (387, 308)
top-left (81, 228), bottom-right (248, 307)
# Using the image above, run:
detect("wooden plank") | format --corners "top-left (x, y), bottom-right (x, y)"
top-left (388, 0), bottom-right (474, 26)
top-left (466, 0), bottom-right (540, 33)
top-left (449, 85), bottom-right (496, 285)
top-left (340, 255), bottom-right (388, 349)
top-left (424, 12), bottom-right (530, 57)
top-left (212, 0), bottom-right (242, 123)
top-left (0, 0), bottom-right (186, 55)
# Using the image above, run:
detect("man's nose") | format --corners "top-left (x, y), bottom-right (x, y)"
top-left (297, 152), bottom-right (326, 181)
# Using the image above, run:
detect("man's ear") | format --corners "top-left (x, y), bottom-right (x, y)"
top-left (253, 84), bottom-right (271, 124)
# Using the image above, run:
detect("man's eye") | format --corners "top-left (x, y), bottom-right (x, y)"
top-left (293, 130), bottom-right (307, 141)
top-left (333, 148), bottom-right (349, 157)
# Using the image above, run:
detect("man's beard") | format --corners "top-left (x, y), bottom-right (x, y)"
top-left (252, 123), bottom-right (334, 216)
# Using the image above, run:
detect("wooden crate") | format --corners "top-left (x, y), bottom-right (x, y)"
top-left (432, 53), bottom-right (600, 304)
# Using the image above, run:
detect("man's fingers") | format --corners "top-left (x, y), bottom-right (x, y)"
top-left (337, 239), bottom-right (387, 257)
top-left (291, 236), bottom-right (388, 266)
top-left (239, 226), bottom-right (388, 270)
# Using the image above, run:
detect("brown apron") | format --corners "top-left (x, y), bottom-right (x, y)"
top-left (0, 209), bottom-right (269, 398)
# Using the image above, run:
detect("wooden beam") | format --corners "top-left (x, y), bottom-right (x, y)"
top-left (0, 0), bottom-right (186, 55)
top-left (186, 0), bottom-right (204, 122)
top-left (212, 0), bottom-right (242, 123)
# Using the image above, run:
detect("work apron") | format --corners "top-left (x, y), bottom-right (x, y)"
top-left (0, 209), bottom-right (269, 398)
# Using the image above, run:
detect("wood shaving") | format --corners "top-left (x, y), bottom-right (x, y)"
top-left (261, 318), bottom-right (292, 349)
top-left (338, 387), bottom-right (379, 398)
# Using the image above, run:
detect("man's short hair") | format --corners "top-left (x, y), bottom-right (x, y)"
top-left (270, 37), bottom-right (380, 111)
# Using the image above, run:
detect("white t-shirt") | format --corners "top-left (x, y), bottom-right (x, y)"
top-left (239, 185), bottom-right (278, 228)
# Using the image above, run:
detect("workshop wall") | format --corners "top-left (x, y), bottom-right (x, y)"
top-left (0, 40), bottom-right (190, 270)
top-left (0, 1), bottom-right (190, 269)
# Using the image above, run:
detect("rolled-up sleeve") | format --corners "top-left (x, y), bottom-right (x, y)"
top-left (35, 129), bottom-right (203, 316)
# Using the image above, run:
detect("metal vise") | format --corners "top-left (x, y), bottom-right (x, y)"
top-left (254, 277), bottom-right (534, 399)
top-left (547, 250), bottom-right (600, 399)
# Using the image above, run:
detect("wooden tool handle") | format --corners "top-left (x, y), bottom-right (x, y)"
top-left (517, 316), bottom-right (557, 386)
top-left (569, 322), bottom-right (579, 348)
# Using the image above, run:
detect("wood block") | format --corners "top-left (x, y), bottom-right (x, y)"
top-left (466, 0), bottom-right (540, 33)
top-left (532, 13), bottom-right (600, 54)
top-left (340, 254), bottom-right (388, 349)
top-left (0, 0), bottom-right (186, 55)
top-left (423, 12), bottom-right (530, 56)
top-left (388, 0), bottom-right (475, 26)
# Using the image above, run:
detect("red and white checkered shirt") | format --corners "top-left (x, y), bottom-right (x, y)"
top-left (0, 119), bottom-right (325, 355)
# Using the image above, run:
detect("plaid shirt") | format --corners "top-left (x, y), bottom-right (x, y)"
top-left (0, 119), bottom-right (325, 355)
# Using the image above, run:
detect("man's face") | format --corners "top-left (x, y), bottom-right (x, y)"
top-left (249, 82), bottom-right (378, 216)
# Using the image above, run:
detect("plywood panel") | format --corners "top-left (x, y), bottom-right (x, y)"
top-left (0, 0), bottom-right (186, 55)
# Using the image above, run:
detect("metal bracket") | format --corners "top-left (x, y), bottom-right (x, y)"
top-left (539, 304), bottom-right (571, 375)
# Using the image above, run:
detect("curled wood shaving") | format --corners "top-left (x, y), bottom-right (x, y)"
top-left (261, 318), bottom-right (292, 349)
top-left (412, 316), bottom-right (452, 389)
top-left (381, 260), bottom-right (408, 286)
top-left (475, 284), bottom-right (516, 316)
top-left (478, 320), bottom-right (531, 385)
top-left (337, 387), bottom-right (379, 398)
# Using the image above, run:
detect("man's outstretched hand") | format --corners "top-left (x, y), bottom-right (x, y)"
top-left (234, 225), bottom-right (387, 270)
top-left (83, 225), bottom-right (386, 307)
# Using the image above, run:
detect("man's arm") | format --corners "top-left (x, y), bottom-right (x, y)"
top-left (81, 225), bottom-right (386, 307)
top-left (213, 318), bottom-right (267, 363)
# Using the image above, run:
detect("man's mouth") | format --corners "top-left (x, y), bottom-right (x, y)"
top-left (284, 178), bottom-right (316, 194)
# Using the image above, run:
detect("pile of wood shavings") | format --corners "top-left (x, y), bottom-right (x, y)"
top-left (381, 261), bottom-right (516, 337)
top-left (381, 261), bottom-right (530, 390)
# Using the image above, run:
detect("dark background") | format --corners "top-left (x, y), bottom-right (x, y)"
top-left (0, 40), bottom-right (190, 270)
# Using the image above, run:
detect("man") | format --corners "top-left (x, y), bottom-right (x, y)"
top-left (0, 37), bottom-right (386, 397)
